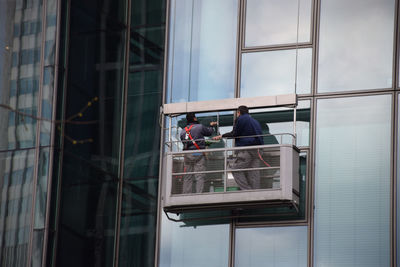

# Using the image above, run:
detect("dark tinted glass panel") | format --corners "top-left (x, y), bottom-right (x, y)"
top-left (0, 149), bottom-right (35, 267)
top-left (314, 95), bottom-right (391, 266)
top-left (318, 0), bottom-right (394, 92)
top-left (119, 0), bottom-right (165, 266)
top-left (54, 0), bottom-right (127, 265)
top-left (0, 0), bottom-right (43, 150)
top-left (56, 158), bottom-right (118, 267)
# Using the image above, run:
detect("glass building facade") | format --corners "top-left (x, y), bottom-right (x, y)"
top-left (0, 0), bottom-right (399, 267)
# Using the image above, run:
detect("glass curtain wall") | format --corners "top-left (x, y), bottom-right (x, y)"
top-left (0, 0), bottom-right (59, 266)
top-left (53, 0), bottom-right (127, 266)
top-left (52, 0), bottom-right (166, 266)
top-left (118, 0), bottom-right (166, 266)
top-left (314, 95), bottom-right (391, 267)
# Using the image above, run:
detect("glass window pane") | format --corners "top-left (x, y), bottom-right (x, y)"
top-left (31, 229), bottom-right (44, 267)
top-left (0, 0), bottom-right (43, 150)
top-left (167, 0), bottom-right (238, 103)
top-left (56, 154), bottom-right (118, 267)
top-left (159, 213), bottom-right (229, 267)
top-left (241, 48), bottom-right (311, 97)
top-left (314, 95), bottom-right (391, 267)
top-left (40, 66), bottom-right (54, 146)
top-left (235, 226), bottom-right (307, 267)
top-left (54, 0), bottom-right (127, 265)
top-left (34, 148), bottom-right (50, 229)
top-left (119, 0), bottom-right (166, 264)
top-left (318, 0), bottom-right (394, 92)
top-left (0, 149), bottom-right (35, 267)
top-left (250, 100), bottom-right (310, 147)
top-left (245, 0), bottom-right (312, 47)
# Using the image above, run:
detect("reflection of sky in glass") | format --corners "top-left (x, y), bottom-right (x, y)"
top-left (315, 95), bottom-right (391, 266)
top-left (235, 226), bottom-right (307, 267)
top-left (318, 0), bottom-right (394, 92)
top-left (159, 213), bottom-right (229, 267)
top-left (245, 0), bottom-right (312, 47)
top-left (241, 48), bottom-right (311, 97)
top-left (167, 0), bottom-right (238, 103)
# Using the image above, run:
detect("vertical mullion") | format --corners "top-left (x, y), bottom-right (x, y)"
top-left (309, 0), bottom-right (321, 263)
top-left (235, 0), bottom-right (244, 98)
top-left (393, 0), bottom-right (399, 90)
top-left (309, 95), bottom-right (318, 267)
top-left (312, 0), bottom-right (320, 96)
top-left (390, 1), bottom-right (398, 266)
top-left (154, 0), bottom-right (170, 265)
top-left (41, 0), bottom-right (62, 264)
top-left (393, 91), bottom-right (399, 267)
top-left (392, 91), bottom-right (397, 267)
top-left (229, 221), bottom-right (236, 267)
top-left (113, 0), bottom-right (131, 265)
top-left (27, 0), bottom-right (48, 264)
top-left (47, 0), bottom-right (71, 264)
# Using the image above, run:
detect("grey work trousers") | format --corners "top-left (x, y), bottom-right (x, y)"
top-left (183, 153), bottom-right (206, 194)
top-left (232, 150), bottom-right (260, 190)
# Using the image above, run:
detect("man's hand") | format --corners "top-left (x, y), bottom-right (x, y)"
top-left (213, 135), bottom-right (222, 140)
top-left (210, 121), bottom-right (218, 127)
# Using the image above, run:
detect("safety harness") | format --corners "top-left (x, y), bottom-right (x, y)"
top-left (184, 125), bottom-right (201, 150)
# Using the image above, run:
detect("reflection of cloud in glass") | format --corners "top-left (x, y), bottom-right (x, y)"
top-left (235, 226), bottom-right (307, 267)
top-left (159, 213), bottom-right (229, 267)
top-left (315, 95), bottom-right (391, 267)
top-left (167, 0), bottom-right (238, 103)
top-left (245, 0), bottom-right (312, 47)
top-left (318, 0), bottom-right (394, 92)
top-left (241, 48), bottom-right (312, 97)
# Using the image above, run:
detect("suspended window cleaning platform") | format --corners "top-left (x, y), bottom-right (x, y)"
top-left (162, 134), bottom-right (300, 214)
top-left (161, 94), bottom-right (301, 217)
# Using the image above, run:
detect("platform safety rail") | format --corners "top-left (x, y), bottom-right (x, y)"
top-left (162, 134), bottom-right (300, 213)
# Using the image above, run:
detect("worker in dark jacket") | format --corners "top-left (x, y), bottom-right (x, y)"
top-left (214, 106), bottom-right (263, 190)
top-left (180, 113), bottom-right (217, 193)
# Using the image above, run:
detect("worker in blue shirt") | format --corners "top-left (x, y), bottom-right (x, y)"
top-left (214, 106), bottom-right (263, 190)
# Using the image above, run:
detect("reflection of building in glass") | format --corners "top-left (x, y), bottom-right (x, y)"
top-left (0, 0), bottom-right (399, 266)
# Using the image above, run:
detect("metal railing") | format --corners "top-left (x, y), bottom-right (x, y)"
top-left (165, 133), bottom-right (296, 152)
top-left (165, 134), bottom-right (295, 195)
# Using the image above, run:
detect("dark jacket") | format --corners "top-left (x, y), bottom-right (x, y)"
top-left (222, 114), bottom-right (263, 146)
top-left (180, 122), bottom-right (214, 150)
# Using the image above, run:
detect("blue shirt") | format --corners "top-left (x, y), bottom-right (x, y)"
top-left (223, 114), bottom-right (264, 146)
